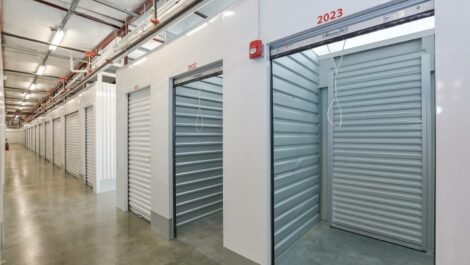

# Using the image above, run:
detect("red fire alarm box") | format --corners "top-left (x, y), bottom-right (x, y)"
top-left (249, 39), bottom-right (263, 59)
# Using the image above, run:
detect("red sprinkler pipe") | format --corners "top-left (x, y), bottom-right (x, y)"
top-left (151, 0), bottom-right (160, 25)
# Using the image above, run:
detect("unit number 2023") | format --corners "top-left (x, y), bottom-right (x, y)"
top-left (317, 8), bottom-right (344, 25)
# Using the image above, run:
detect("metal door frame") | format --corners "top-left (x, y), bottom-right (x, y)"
top-left (171, 61), bottom-right (223, 238)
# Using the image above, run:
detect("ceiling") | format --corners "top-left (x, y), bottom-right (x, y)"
top-left (1, 0), bottom-right (148, 127)
top-left (1, 0), bottom-right (237, 127)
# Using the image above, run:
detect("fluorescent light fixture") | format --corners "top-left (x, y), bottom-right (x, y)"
top-left (223, 11), bottom-right (234, 17)
top-left (37, 65), bottom-right (45, 75)
top-left (3, 75), bottom-right (7, 80)
top-left (26, 93), bottom-right (31, 99)
top-left (132, 57), bottom-right (147, 67)
top-left (49, 30), bottom-right (65, 51)
top-left (30, 83), bottom-right (37, 90)
top-left (186, 23), bottom-right (208, 36)
top-left (21, 102), bottom-right (25, 106)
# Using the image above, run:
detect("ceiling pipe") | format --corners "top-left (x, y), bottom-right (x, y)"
top-left (28, 0), bottom-right (204, 121)
top-left (70, 55), bottom-right (88, 73)
top-left (2, 32), bottom-right (88, 54)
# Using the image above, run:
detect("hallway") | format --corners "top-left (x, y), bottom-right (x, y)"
top-left (2, 144), bottom-right (219, 265)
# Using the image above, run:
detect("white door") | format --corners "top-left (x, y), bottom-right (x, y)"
top-left (128, 88), bottom-right (151, 221)
top-left (85, 106), bottom-right (95, 187)
top-left (65, 112), bottom-right (80, 177)
top-left (35, 126), bottom-right (39, 154)
top-left (53, 118), bottom-right (63, 167)
top-left (39, 124), bottom-right (45, 158)
top-left (45, 121), bottom-right (52, 161)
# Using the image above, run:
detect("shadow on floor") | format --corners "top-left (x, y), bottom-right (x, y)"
top-left (176, 212), bottom-right (224, 264)
top-left (277, 223), bottom-right (434, 265)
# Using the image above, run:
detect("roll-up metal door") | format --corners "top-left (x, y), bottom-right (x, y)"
top-left (53, 118), bottom-right (63, 167)
top-left (65, 112), bottom-right (80, 177)
top-left (85, 106), bottom-right (95, 187)
top-left (40, 124), bottom-right (45, 158)
top-left (174, 70), bottom-right (223, 228)
top-left (272, 51), bottom-right (321, 259)
top-left (45, 121), bottom-right (52, 161)
top-left (329, 40), bottom-right (432, 250)
top-left (35, 126), bottom-right (40, 154)
top-left (128, 88), bottom-right (151, 220)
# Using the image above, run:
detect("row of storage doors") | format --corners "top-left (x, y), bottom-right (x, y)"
top-left (23, 110), bottom-right (96, 188)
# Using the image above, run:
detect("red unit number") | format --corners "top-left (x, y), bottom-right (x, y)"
top-left (187, 63), bottom-right (197, 71)
top-left (317, 8), bottom-right (343, 25)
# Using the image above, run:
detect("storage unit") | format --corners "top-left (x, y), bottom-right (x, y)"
top-left (270, 7), bottom-right (435, 261)
top-left (85, 106), bottom-right (95, 187)
top-left (65, 112), bottom-right (80, 177)
top-left (127, 88), bottom-right (152, 220)
top-left (45, 121), bottom-right (52, 161)
top-left (173, 70), bottom-right (224, 230)
top-left (53, 118), bottom-right (63, 167)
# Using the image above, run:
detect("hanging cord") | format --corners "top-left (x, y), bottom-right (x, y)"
top-left (326, 39), bottom-right (347, 128)
top-left (195, 82), bottom-right (204, 133)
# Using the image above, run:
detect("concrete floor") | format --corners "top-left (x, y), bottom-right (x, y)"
top-left (3, 144), bottom-right (219, 265)
top-left (176, 212), bottom-right (223, 264)
top-left (277, 223), bottom-right (434, 265)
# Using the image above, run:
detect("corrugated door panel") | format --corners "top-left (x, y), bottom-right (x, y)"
top-left (330, 42), bottom-right (430, 250)
top-left (174, 75), bottom-right (223, 227)
top-left (53, 118), bottom-right (63, 167)
top-left (128, 88), bottom-right (151, 221)
top-left (272, 51), bottom-right (321, 259)
top-left (86, 106), bottom-right (95, 187)
top-left (40, 124), bottom-right (45, 158)
top-left (35, 126), bottom-right (39, 154)
top-left (65, 112), bottom-right (80, 177)
top-left (46, 121), bottom-right (52, 161)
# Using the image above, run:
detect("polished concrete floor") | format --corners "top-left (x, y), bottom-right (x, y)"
top-left (277, 223), bottom-right (434, 265)
top-left (3, 145), bottom-right (219, 265)
top-left (177, 212), bottom-right (223, 264)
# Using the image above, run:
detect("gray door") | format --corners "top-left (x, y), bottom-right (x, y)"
top-left (53, 118), bottom-right (63, 167)
top-left (85, 106), bottom-right (95, 187)
top-left (128, 88), bottom-right (151, 221)
top-left (65, 112), bottom-right (80, 177)
top-left (174, 72), bottom-right (223, 228)
top-left (272, 51), bottom-right (321, 259)
top-left (328, 39), bottom-right (432, 250)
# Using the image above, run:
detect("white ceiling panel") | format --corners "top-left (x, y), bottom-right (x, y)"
top-left (3, 0), bottom-right (64, 42)
top-left (61, 15), bottom-right (115, 50)
top-left (3, 51), bottom-right (43, 73)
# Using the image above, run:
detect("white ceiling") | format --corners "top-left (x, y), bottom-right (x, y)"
top-left (2, 0), bottom-right (148, 125)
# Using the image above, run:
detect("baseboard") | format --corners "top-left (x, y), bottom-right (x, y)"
top-left (223, 248), bottom-right (260, 265)
top-left (151, 211), bottom-right (174, 240)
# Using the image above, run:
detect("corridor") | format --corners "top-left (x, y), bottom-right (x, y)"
top-left (2, 144), bottom-right (218, 265)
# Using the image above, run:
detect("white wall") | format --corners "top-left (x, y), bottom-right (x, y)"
top-left (116, 13), bottom-right (225, 215)
top-left (435, 0), bottom-right (470, 264)
top-left (6, 129), bottom-right (24, 145)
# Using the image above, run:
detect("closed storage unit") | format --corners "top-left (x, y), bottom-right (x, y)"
top-left (85, 106), bottom-right (95, 187)
top-left (53, 118), bottom-right (63, 167)
top-left (65, 112), bottom-right (80, 177)
top-left (272, 51), bottom-right (321, 258)
top-left (328, 40), bottom-right (432, 251)
top-left (39, 124), bottom-right (45, 158)
top-left (35, 126), bottom-right (39, 155)
top-left (173, 71), bottom-right (223, 229)
top-left (128, 88), bottom-right (151, 220)
top-left (45, 121), bottom-right (52, 161)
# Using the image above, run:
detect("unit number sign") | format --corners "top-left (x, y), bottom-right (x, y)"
top-left (317, 8), bottom-right (344, 25)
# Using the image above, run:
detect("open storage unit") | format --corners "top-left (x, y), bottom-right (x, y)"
top-left (172, 65), bottom-right (224, 262)
top-left (270, 1), bottom-right (435, 264)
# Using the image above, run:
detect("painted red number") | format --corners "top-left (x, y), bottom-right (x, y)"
top-left (317, 8), bottom-right (344, 25)
top-left (187, 63), bottom-right (197, 71)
